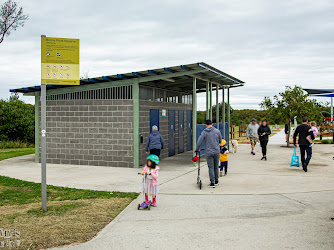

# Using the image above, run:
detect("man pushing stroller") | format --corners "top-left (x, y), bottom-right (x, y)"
top-left (195, 120), bottom-right (222, 188)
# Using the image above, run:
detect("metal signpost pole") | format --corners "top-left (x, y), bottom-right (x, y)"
top-left (41, 35), bottom-right (47, 212)
top-left (41, 84), bottom-right (47, 212)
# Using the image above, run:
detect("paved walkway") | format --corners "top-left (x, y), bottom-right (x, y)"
top-left (269, 128), bottom-right (287, 145)
top-left (1, 142), bottom-right (334, 249)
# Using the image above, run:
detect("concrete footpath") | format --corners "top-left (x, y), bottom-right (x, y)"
top-left (1, 131), bottom-right (334, 249)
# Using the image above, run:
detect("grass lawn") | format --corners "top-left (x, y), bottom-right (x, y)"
top-left (0, 150), bottom-right (139, 249)
top-left (0, 148), bottom-right (35, 161)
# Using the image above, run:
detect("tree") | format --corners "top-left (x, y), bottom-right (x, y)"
top-left (211, 102), bottom-right (231, 123)
top-left (230, 109), bottom-right (268, 126)
top-left (0, 0), bottom-right (29, 44)
top-left (260, 85), bottom-right (323, 146)
top-left (0, 94), bottom-right (35, 143)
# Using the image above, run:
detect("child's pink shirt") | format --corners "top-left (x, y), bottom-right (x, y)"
top-left (310, 126), bottom-right (318, 137)
top-left (143, 165), bottom-right (160, 186)
top-left (307, 126), bottom-right (318, 140)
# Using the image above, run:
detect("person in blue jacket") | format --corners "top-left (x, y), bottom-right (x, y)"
top-left (145, 125), bottom-right (165, 157)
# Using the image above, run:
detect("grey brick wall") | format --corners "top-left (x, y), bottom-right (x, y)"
top-left (40, 99), bottom-right (134, 167)
top-left (139, 101), bottom-right (192, 165)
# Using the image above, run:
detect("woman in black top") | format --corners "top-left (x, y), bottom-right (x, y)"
top-left (258, 119), bottom-right (271, 160)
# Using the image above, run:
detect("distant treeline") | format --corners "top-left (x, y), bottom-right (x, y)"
top-left (198, 103), bottom-right (330, 126)
top-left (197, 106), bottom-right (269, 126)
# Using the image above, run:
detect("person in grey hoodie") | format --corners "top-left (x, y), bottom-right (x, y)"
top-left (246, 118), bottom-right (259, 155)
top-left (195, 120), bottom-right (222, 188)
top-left (145, 125), bottom-right (164, 157)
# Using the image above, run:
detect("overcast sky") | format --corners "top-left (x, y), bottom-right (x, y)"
top-left (0, 0), bottom-right (333, 110)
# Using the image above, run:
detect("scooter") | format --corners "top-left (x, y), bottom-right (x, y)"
top-left (192, 151), bottom-right (202, 190)
top-left (137, 172), bottom-right (152, 210)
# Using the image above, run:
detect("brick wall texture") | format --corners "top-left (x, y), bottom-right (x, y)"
top-left (139, 101), bottom-right (192, 166)
top-left (40, 100), bottom-right (134, 167)
top-left (39, 99), bottom-right (192, 168)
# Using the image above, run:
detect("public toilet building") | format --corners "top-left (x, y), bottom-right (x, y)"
top-left (11, 62), bottom-right (244, 168)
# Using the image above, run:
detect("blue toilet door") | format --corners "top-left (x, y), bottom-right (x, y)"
top-left (150, 109), bottom-right (159, 132)
top-left (168, 110), bottom-right (175, 156)
top-left (187, 110), bottom-right (193, 151)
top-left (178, 110), bottom-right (184, 153)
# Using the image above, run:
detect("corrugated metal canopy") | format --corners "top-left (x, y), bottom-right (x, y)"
top-left (313, 93), bottom-right (334, 97)
top-left (304, 89), bottom-right (334, 95)
top-left (10, 62), bottom-right (244, 95)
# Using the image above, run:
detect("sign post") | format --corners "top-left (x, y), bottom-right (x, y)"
top-left (41, 83), bottom-right (47, 212)
top-left (40, 35), bottom-right (79, 211)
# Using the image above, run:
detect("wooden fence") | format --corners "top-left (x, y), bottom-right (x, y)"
top-left (230, 123), bottom-right (235, 140)
top-left (319, 124), bottom-right (334, 140)
top-left (239, 125), bottom-right (247, 137)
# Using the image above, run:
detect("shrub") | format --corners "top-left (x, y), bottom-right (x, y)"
top-left (0, 94), bottom-right (35, 143)
top-left (320, 140), bottom-right (333, 144)
top-left (0, 141), bottom-right (34, 149)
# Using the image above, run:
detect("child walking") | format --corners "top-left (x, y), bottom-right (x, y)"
top-left (307, 121), bottom-right (318, 147)
top-left (140, 154), bottom-right (160, 207)
top-left (219, 139), bottom-right (229, 177)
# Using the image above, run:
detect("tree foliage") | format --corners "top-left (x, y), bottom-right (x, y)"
top-left (198, 103), bottom-right (268, 126)
top-left (260, 85), bottom-right (323, 124)
top-left (0, 94), bottom-right (35, 143)
top-left (230, 109), bottom-right (268, 125)
top-left (260, 85), bottom-right (323, 146)
top-left (0, 0), bottom-right (29, 44)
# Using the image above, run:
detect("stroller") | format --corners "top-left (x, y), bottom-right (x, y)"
top-left (137, 172), bottom-right (152, 210)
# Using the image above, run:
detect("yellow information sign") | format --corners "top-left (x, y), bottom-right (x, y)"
top-left (41, 37), bottom-right (79, 85)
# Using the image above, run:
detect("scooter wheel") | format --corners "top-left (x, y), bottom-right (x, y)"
top-left (148, 203), bottom-right (151, 210)
top-left (137, 204), bottom-right (140, 210)
top-left (199, 180), bottom-right (202, 190)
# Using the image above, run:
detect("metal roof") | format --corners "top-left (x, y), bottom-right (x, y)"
top-left (304, 89), bottom-right (334, 98)
top-left (10, 62), bottom-right (244, 95)
top-left (304, 89), bottom-right (334, 95)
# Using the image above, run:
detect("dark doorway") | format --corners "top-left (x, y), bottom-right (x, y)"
top-left (168, 110), bottom-right (175, 156)
top-left (187, 110), bottom-right (192, 151)
top-left (150, 109), bottom-right (159, 132)
top-left (178, 110), bottom-right (184, 153)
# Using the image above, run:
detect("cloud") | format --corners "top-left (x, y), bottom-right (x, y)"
top-left (0, 0), bottom-right (333, 110)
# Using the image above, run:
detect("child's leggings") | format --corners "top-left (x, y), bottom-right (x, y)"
top-left (220, 161), bottom-right (228, 173)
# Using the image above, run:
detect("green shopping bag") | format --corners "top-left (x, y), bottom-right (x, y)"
top-left (290, 147), bottom-right (299, 167)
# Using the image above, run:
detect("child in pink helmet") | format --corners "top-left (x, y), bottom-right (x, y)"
top-left (140, 154), bottom-right (160, 207)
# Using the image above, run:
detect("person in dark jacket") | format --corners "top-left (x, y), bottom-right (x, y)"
top-left (145, 125), bottom-right (165, 157)
top-left (196, 120), bottom-right (222, 188)
top-left (293, 117), bottom-right (314, 172)
top-left (258, 119), bottom-right (271, 161)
